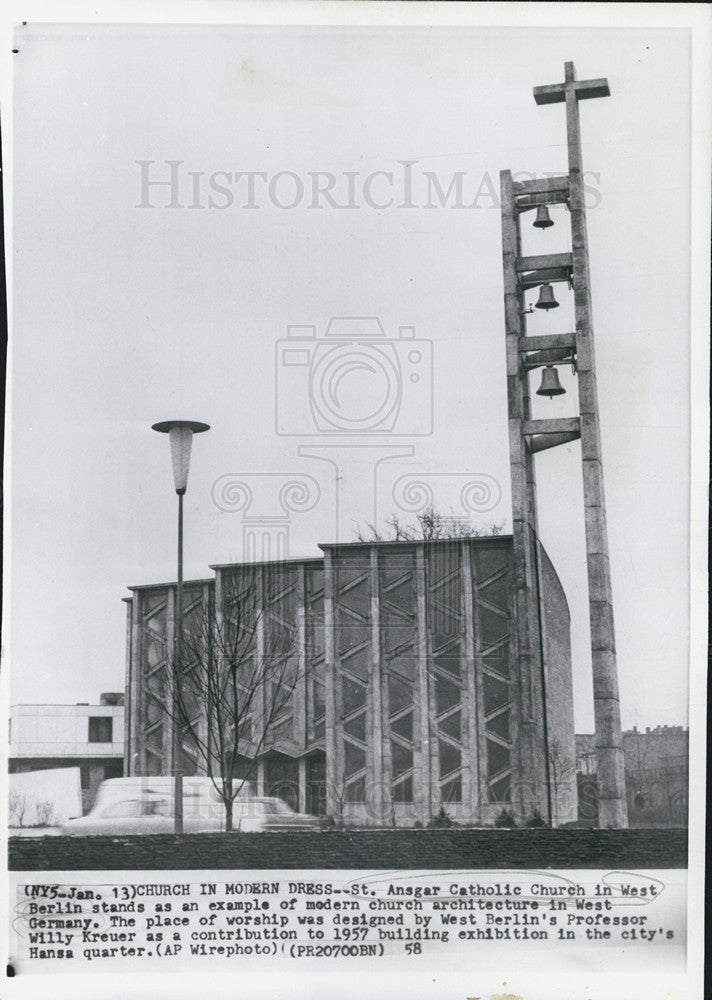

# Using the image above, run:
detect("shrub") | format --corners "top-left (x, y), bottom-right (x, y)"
top-left (494, 808), bottom-right (517, 828)
top-left (525, 809), bottom-right (549, 828)
top-left (427, 807), bottom-right (458, 828)
top-left (35, 801), bottom-right (56, 827)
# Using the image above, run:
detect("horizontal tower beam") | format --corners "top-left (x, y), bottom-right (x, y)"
top-left (519, 333), bottom-right (576, 353)
top-left (522, 417), bottom-right (580, 437)
top-left (522, 349), bottom-right (575, 369)
top-left (516, 253), bottom-right (573, 273)
top-left (516, 192), bottom-right (569, 210)
top-left (527, 431), bottom-right (581, 454)
top-left (513, 175), bottom-right (570, 195)
top-left (518, 267), bottom-right (572, 290)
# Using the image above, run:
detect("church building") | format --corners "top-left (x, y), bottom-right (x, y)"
top-left (123, 536), bottom-right (576, 827)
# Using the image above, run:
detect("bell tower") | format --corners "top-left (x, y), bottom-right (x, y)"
top-left (500, 62), bottom-right (628, 828)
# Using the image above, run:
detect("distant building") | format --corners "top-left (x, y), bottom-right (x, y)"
top-left (9, 694), bottom-right (125, 812)
top-left (576, 726), bottom-right (688, 827)
top-left (124, 537), bottom-right (577, 827)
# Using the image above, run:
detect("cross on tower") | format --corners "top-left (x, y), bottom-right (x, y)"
top-left (533, 62), bottom-right (610, 105)
top-left (535, 61), bottom-right (610, 183)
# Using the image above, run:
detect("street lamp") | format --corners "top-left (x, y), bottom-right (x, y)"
top-left (152, 420), bottom-right (210, 834)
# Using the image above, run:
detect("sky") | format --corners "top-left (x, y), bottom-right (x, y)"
top-left (6, 18), bottom-right (699, 732)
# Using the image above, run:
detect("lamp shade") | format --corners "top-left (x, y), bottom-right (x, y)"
top-left (152, 420), bottom-right (210, 494)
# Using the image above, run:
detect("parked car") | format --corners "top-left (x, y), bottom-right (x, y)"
top-left (60, 777), bottom-right (328, 835)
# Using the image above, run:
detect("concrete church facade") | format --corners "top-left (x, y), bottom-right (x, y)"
top-left (123, 536), bottom-right (577, 827)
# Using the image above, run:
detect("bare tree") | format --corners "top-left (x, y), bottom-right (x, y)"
top-left (625, 732), bottom-right (651, 809)
top-left (9, 789), bottom-right (31, 828)
top-left (355, 507), bottom-right (504, 543)
top-left (547, 738), bottom-right (577, 827)
top-left (150, 570), bottom-right (302, 832)
top-left (328, 775), bottom-right (349, 829)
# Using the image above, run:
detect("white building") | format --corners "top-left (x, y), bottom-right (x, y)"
top-left (9, 694), bottom-right (124, 813)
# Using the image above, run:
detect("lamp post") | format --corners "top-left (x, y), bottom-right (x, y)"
top-left (152, 420), bottom-right (210, 834)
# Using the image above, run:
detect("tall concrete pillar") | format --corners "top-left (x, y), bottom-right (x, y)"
top-left (499, 62), bottom-right (627, 827)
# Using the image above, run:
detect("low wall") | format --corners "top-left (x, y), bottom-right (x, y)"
top-left (9, 828), bottom-right (687, 871)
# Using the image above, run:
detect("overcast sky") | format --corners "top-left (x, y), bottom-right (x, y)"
top-left (7, 20), bottom-right (697, 732)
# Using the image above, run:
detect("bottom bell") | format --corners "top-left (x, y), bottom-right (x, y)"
top-left (536, 365), bottom-right (566, 398)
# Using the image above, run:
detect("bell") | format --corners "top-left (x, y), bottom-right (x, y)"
top-left (536, 365), bottom-right (566, 398)
top-left (535, 283), bottom-right (559, 310)
top-left (533, 205), bottom-right (554, 229)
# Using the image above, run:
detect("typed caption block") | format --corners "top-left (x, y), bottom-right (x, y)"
top-left (9, 869), bottom-right (685, 974)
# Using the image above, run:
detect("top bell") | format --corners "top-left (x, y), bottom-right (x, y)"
top-left (536, 365), bottom-right (566, 398)
top-left (535, 283), bottom-right (559, 310)
top-left (533, 205), bottom-right (554, 229)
